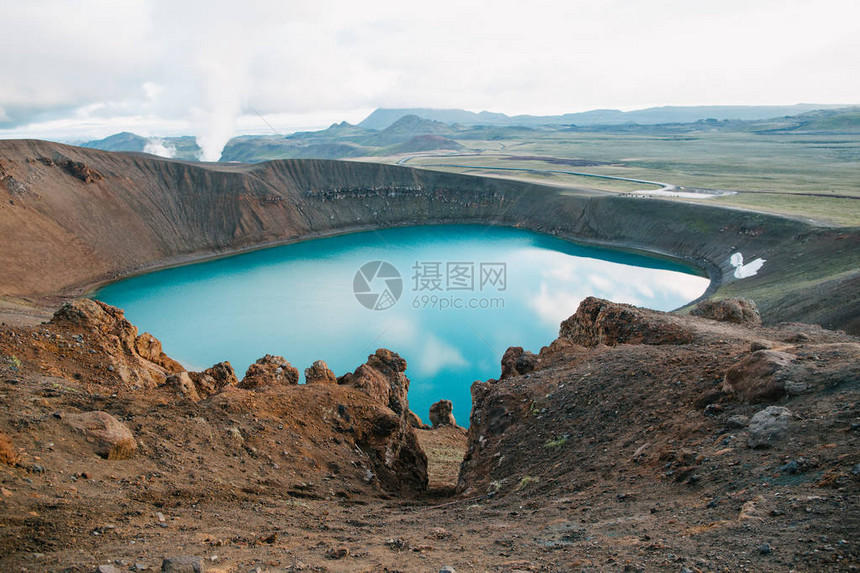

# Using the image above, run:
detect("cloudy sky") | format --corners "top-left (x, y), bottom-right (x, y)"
top-left (2, 0), bottom-right (857, 158)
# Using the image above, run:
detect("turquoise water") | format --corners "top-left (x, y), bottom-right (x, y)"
top-left (94, 225), bottom-right (709, 426)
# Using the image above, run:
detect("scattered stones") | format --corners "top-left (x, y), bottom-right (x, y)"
top-left (160, 555), bottom-right (204, 572)
top-left (96, 565), bottom-right (121, 573)
top-left (429, 399), bottom-right (457, 428)
top-left (65, 411), bottom-right (137, 460)
top-left (691, 298), bottom-right (762, 325)
top-left (325, 546), bottom-right (349, 559)
top-left (703, 403), bottom-right (723, 417)
top-left (748, 406), bottom-right (794, 448)
top-left (304, 360), bottom-right (337, 384)
top-left (427, 527), bottom-right (451, 540)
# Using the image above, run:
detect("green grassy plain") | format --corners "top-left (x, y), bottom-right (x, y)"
top-left (373, 128), bottom-right (860, 226)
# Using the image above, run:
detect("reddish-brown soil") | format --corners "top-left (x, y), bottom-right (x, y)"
top-left (0, 297), bottom-right (856, 572)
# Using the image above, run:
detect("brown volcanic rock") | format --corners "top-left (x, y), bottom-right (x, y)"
top-left (429, 399), bottom-right (457, 428)
top-left (0, 431), bottom-right (18, 465)
top-left (50, 299), bottom-right (180, 387)
top-left (238, 355), bottom-right (299, 389)
top-left (500, 346), bottom-right (539, 379)
top-left (60, 159), bottom-right (103, 183)
top-left (65, 411), bottom-right (137, 460)
top-left (339, 349), bottom-right (428, 493)
top-left (189, 361), bottom-right (238, 397)
top-left (305, 360), bottom-right (337, 384)
top-left (692, 298), bottom-right (762, 325)
top-left (559, 296), bottom-right (695, 346)
top-left (134, 332), bottom-right (183, 373)
top-left (166, 372), bottom-right (201, 402)
top-left (722, 349), bottom-right (796, 402)
top-left (338, 348), bottom-right (409, 415)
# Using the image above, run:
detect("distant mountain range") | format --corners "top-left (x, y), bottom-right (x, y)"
top-left (80, 104), bottom-right (858, 163)
top-left (358, 104), bottom-right (849, 130)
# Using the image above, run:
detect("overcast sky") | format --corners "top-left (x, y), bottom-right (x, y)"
top-left (1, 0), bottom-right (857, 158)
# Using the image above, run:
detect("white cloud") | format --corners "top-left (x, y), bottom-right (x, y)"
top-left (411, 335), bottom-right (469, 377)
top-left (1, 0), bottom-right (858, 152)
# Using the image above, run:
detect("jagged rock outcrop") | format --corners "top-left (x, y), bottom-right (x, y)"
top-left (406, 410), bottom-right (425, 428)
top-left (559, 296), bottom-right (695, 346)
top-left (338, 349), bottom-right (409, 415)
top-left (500, 346), bottom-right (538, 379)
top-left (338, 349), bottom-right (428, 493)
top-left (49, 299), bottom-right (180, 387)
top-left (459, 378), bottom-right (530, 495)
top-left (60, 159), bottom-right (103, 183)
top-left (65, 411), bottom-right (137, 460)
top-left (134, 332), bottom-right (183, 373)
top-left (429, 399), bottom-right (457, 428)
top-left (238, 355), bottom-right (299, 389)
top-left (305, 360), bottom-right (337, 384)
top-left (691, 298), bottom-right (762, 325)
top-left (189, 361), bottom-right (239, 397)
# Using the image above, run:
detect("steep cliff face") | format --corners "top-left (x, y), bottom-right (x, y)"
top-left (0, 140), bottom-right (858, 332)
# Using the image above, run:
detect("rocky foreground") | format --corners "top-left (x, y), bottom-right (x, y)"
top-left (0, 297), bottom-right (858, 572)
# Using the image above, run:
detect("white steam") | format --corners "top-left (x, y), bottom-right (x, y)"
top-left (143, 137), bottom-right (176, 158)
top-left (183, 7), bottom-right (253, 162)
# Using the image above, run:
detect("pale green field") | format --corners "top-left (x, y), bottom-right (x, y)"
top-left (374, 130), bottom-right (860, 226)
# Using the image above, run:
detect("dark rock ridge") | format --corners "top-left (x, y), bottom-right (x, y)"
top-left (0, 140), bottom-right (857, 333)
top-left (459, 297), bottom-right (860, 502)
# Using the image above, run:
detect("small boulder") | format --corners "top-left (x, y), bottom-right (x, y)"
top-left (748, 406), bottom-right (794, 448)
top-left (166, 372), bottom-right (200, 402)
top-left (723, 350), bottom-right (796, 403)
top-left (0, 430), bottom-right (18, 465)
top-left (66, 411), bottom-right (137, 460)
top-left (160, 556), bottom-right (204, 572)
top-left (691, 298), bottom-right (762, 325)
top-left (238, 355), bottom-right (299, 389)
top-left (500, 346), bottom-right (538, 379)
top-left (407, 410), bottom-right (425, 428)
top-left (189, 362), bottom-right (238, 397)
top-left (305, 360), bottom-right (337, 384)
top-left (429, 399), bottom-right (457, 428)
